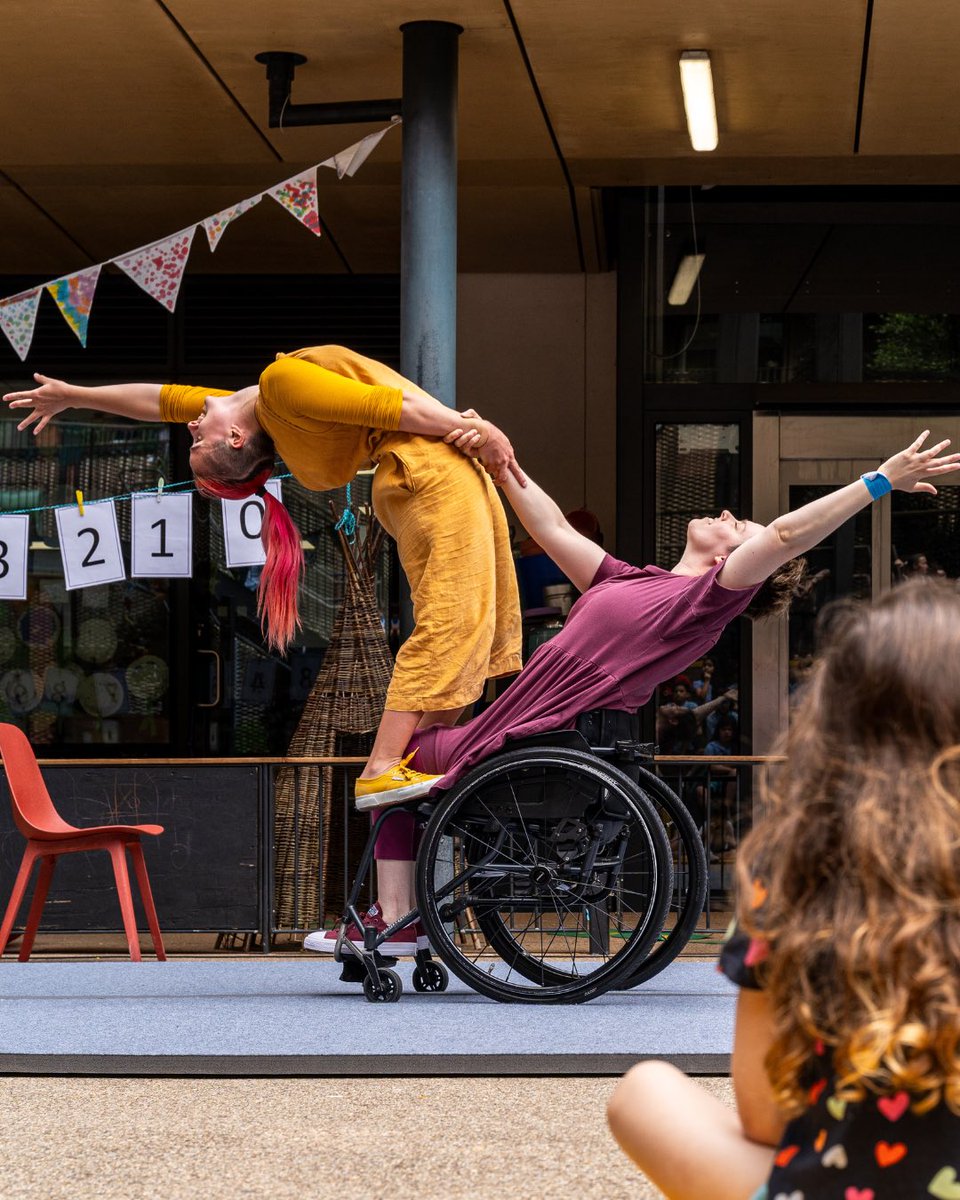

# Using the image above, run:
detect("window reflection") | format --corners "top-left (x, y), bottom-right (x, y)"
top-left (0, 420), bottom-right (174, 749)
top-left (891, 488), bottom-right (960, 585)
top-left (655, 423), bottom-right (741, 756)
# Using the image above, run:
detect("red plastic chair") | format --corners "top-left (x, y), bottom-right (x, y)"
top-left (0, 723), bottom-right (166, 962)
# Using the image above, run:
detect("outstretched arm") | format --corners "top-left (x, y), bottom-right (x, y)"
top-left (501, 471), bottom-right (605, 593)
top-left (719, 431), bottom-right (960, 591)
top-left (4, 373), bottom-right (163, 432)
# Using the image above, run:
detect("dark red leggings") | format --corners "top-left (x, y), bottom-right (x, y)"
top-left (370, 806), bottom-right (419, 861)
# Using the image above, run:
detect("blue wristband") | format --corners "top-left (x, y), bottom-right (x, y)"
top-left (861, 470), bottom-right (892, 500)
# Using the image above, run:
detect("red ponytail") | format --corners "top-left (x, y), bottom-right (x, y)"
top-left (194, 468), bottom-right (304, 654)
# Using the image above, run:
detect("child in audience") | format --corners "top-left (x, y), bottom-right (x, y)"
top-left (607, 577), bottom-right (960, 1198)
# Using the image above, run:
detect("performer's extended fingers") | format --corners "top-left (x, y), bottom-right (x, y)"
top-left (912, 430), bottom-right (931, 451)
top-left (508, 458), bottom-right (528, 487)
top-left (921, 438), bottom-right (951, 459)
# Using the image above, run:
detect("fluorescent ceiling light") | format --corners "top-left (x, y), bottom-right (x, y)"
top-left (667, 254), bottom-right (706, 305)
top-left (679, 50), bottom-right (718, 152)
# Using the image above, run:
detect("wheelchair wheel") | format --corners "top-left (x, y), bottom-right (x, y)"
top-left (619, 765), bottom-right (709, 987)
top-left (414, 748), bottom-right (673, 1004)
top-left (363, 969), bottom-right (402, 1002)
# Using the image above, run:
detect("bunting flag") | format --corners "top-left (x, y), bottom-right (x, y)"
top-left (45, 265), bottom-right (102, 347)
top-left (267, 167), bottom-right (322, 237)
top-left (0, 289), bottom-right (42, 362)
top-left (113, 227), bottom-right (197, 312)
top-left (322, 123), bottom-right (397, 180)
top-left (203, 195), bottom-right (263, 252)
top-left (0, 121), bottom-right (400, 355)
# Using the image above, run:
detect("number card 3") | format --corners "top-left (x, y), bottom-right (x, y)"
top-left (221, 478), bottom-right (283, 568)
top-left (55, 500), bottom-right (125, 590)
top-left (0, 514), bottom-right (30, 600)
top-left (131, 491), bottom-right (193, 578)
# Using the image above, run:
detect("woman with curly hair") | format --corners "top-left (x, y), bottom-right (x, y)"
top-left (608, 572), bottom-right (960, 1198)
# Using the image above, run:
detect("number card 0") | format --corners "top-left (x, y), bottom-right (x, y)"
top-left (131, 491), bottom-right (193, 578)
top-left (0, 514), bottom-right (30, 600)
top-left (55, 500), bottom-right (126, 590)
top-left (221, 478), bottom-right (283, 568)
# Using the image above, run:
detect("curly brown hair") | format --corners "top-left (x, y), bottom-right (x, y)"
top-left (744, 555), bottom-right (809, 621)
top-left (737, 577), bottom-right (960, 1117)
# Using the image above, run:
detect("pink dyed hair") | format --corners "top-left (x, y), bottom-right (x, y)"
top-left (194, 467), bottom-right (305, 654)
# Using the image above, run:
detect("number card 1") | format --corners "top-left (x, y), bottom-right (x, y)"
top-left (131, 491), bottom-right (193, 578)
top-left (0, 514), bottom-right (30, 600)
top-left (221, 478), bottom-right (283, 568)
top-left (55, 500), bottom-right (126, 591)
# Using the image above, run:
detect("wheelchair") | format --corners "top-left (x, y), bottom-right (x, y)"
top-left (331, 709), bottom-right (709, 1004)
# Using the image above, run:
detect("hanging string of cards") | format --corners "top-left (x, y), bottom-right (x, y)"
top-left (0, 482), bottom-right (284, 600)
top-left (0, 122), bottom-right (399, 361)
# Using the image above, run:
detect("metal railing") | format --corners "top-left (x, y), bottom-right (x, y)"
top-left (7, 754), bottom-right (779, 951)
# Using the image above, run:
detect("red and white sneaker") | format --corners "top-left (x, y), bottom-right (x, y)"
top-left (302, 903), bottom-right (430, 956)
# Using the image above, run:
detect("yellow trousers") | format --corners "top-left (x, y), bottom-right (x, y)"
top-left (373, 436), bottom-right (522, 712)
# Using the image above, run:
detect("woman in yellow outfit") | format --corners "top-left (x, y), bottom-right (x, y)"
top-left (4, 347), bottom-right (524, 951)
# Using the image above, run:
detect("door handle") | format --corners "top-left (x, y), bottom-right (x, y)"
top-left (197, 649), bottom-right (222, 708)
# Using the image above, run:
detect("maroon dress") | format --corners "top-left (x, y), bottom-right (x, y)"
top-left (414, 553), bottom-right (759, 781)
top-left (375, 554), bottom-right (759, 861)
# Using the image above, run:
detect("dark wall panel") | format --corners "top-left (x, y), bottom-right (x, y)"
top-left (0, 765), bottom-right (260, 931)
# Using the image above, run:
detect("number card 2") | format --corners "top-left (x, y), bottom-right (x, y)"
top-left (221, 478), bottom-right (283, 568)
top-left (131, 492), bottom-right (193, 578)
top-left (55, 500), bottom-right (125, 590)
top-left (0, 514), bottom-right (29, 600)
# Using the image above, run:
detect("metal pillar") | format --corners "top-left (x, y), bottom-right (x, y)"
top-left (398, 21), bottom-right (462, 638)
top-left (399, 21), bottom-right (462, 408)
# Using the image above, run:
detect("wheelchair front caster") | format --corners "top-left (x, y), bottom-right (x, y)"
top-left (412, 960), bottom-right (449, 993)
top-left (363, 968), bottom-right (403, 1002)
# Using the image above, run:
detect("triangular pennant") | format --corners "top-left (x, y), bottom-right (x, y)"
top-left (113, 227), bottom-right (197, 313)
top-left (202, 195), bottom-right (263, 252)
top-left (45, 265), bottom-right (102, 347)
top-left (267, 167), bottom-right (322, 237)
top-left (0, 289), bottom-right (41, 362)
top-left (321, 121), bottom-right (398, 180)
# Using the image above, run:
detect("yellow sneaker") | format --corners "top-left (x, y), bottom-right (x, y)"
top-left (354, 753), bottom-right (443, 811)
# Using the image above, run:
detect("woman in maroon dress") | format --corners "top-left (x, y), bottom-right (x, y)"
top-left (307, 429), bottom-right (959, 952)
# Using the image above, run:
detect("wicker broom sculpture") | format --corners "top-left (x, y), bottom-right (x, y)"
top-left (274, 499), bottom-right (392, 931)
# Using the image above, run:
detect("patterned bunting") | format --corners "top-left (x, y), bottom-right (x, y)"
top-left (0, 289), bottom-right (41, 362)
top-left (45, 265), bottom-right (102, 347)
top-left (202, 195), bottom-right (262, 252)
top-left (0, 122), bottom-right (399, 347)
top-left (267, 168), bottom-right (322, 237)
top-left (322, 124), bottom-right (396, 180)
top-left (113, 227), bottom-right (197, 313)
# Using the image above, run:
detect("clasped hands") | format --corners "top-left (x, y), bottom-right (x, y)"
top-left (444, 408), bottom-right (527, 487)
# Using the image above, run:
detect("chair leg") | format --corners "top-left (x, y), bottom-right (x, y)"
top-left (127, 842), bottom-right (166, 961)
top-left (0, 846), bottom-right (39, 958)
top-left (18, 855), bottom-right (57, 962)
top-left (109, 843), bottom-right (141, 962)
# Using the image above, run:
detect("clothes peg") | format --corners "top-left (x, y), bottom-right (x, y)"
top-left (156, 476), bottom-right (165, 502)
top-left (75, 490), bottom-right (85, 518)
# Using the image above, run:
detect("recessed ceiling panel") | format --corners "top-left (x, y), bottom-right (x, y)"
top-left (512, 0), bottom-right (865, 161)
top-left (860, 0), bottom-right (960, 155)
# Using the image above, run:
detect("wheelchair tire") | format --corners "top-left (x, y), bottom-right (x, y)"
top-left (414, 747), bottom-right (673, 1004)
top-left (412, 961), bottom-right (449, 992)
top-left (363, 968), bottom-right (403, 1002)
top-left (619, 765), bottom-right (709, 987)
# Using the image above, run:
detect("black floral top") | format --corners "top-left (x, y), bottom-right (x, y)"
top-left (720, 927), bottom-right (960, 1199)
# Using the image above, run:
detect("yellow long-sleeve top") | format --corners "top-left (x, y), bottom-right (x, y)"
top-left (159, 345), bottom-right (407, 490)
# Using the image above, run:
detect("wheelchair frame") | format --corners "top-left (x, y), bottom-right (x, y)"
top-left (330, 709), bottom-right (709, 1003)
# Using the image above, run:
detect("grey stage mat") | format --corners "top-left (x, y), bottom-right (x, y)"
top-left (0, 959), bottom-right (735, 1076)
